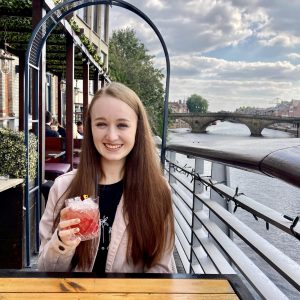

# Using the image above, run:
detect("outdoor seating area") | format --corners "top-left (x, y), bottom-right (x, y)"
top-left (2, 1), bottom-right (300, 299)
top-left (45, 137), bottom-right (82, 180)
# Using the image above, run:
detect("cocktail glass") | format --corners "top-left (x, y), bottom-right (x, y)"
top-left (62, 196), bottom-right (99, 241)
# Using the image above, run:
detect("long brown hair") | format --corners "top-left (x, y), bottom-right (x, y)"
top-left (53, 82), bottom-right (174, 270)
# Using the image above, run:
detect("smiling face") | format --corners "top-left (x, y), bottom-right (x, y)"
top-left (90, 95), bottom-right (138, 166)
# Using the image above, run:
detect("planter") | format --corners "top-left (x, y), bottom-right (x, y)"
top-left (0, 179), bottom-right (24, 269)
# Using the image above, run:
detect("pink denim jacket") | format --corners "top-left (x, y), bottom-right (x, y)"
top-left (38, 170), bottom-right (175, 273)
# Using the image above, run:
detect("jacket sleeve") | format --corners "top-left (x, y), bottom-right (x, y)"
top-left (145, 244), bottom-right (177, 273)
top-left (38, 179), bottom-right (77, 272)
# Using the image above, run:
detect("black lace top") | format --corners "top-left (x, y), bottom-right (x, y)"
top-left (92, 180), bottom-right (123, 273)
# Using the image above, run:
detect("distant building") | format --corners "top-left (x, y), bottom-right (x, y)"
top-left (169, 100), bottom-right (189, 128)
top-left (169, 100), bottom-right (188, 113)
top-left (0, 2), bottom-right (110, 130)
top-left (288, 100), bottom-right (300, 117)
top-left (235, 100), bottom-right (300, 118)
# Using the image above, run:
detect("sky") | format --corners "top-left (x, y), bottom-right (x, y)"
top-left (108, 0), bottom-right (300, 112)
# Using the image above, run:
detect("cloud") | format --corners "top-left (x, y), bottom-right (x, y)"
top-left (287, 53), bottom-right (300, 60)
top-left (108, 1), bottom-right (300, 111)
top-left (161, 55), bottom-right (300, 110)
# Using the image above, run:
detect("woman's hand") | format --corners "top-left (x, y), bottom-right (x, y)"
top-left (57, 207), bottom-right (81, 247)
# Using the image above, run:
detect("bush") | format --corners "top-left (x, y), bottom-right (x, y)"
top-left (0, 128), bottom-right (38, 180)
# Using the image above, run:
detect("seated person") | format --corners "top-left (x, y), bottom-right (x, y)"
top-left (45, 111), bottom-right (59, 137)
top-left (74, 121), bottom-right (84, 139)
top-left (57, 121), bottom-right (66, 138)
top-left (50, 117), bottom-right (66, 138)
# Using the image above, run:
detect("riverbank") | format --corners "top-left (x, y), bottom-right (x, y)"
top-left (268, 124), bottom-right (299, 137)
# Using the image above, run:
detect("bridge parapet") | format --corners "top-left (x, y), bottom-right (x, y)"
top-left (170, 113), bottom-right (300, 136)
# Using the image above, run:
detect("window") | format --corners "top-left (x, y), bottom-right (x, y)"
top-left (93, 6), bottom-right (100, 34)
top-left (100, 5), bottom-right (109, 42)
top-left (100, 51), bottom-right (107, 66)
top-left (77, 7), bottom-right (88, 24)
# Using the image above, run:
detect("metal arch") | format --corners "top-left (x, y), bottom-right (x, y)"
top-left (24, 0), bottom-right (170, 266)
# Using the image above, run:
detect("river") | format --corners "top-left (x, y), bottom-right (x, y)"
top-left (168, 121), bottom-right (300, 299)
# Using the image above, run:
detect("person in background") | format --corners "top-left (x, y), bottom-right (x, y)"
top-left (51, 118), bottom-right (66, 138)
top-left (45, 111), bottom-right (59, 137)
top-left (38, 82), bottom-right (175, 273)
top-left (57, 122), bottom-right (66, 138)
top-left (75, 120), bottom-right (84, 139)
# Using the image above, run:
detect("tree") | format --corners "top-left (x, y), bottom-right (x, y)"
top-left (186, 94), bottom-right (208, 113)
top-left (108, 28), bottom-right (165, 135)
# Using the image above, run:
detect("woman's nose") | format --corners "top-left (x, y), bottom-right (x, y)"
top-left (105, 126), bottom-right (118, 140)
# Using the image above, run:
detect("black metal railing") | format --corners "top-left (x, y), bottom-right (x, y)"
top-left (164, 140), bottom-right (300, 299)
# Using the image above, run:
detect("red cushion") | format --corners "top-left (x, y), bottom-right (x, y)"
top-left (45, 163), bottom-right (71, 174)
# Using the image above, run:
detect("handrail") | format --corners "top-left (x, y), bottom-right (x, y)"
top-left (165, 140), bottom-right (300, 299)
top-left (167, 138), bottom-right (300, 188)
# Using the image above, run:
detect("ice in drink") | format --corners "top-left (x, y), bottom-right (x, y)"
top-left (62, 196), bottom-right (99, 241)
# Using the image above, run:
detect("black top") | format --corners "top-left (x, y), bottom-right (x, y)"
top-left (92, 180), bottom-right (123, 273)
top-left (45, 124), bottom-right (59, 137)
top-left (57, 125), bottom-right (66, 137)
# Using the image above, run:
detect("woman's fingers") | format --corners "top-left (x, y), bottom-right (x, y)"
top-left (59, 227), bottom-right (80, 237)
top-left (58, 218), bottom-right (81, 230)
top-left (57, 226), bottom-right (81, 246)
top-left (58, 227), bottom-right (81, 245)
top-left (57, 209), bottom-right (81, 246)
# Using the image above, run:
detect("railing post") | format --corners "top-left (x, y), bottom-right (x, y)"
top-left (209, 163), bottom-right (231, 236)
top-left (191, 158), bottom-right (204, 273)
top-left (169, 151), bottom-right (176, 184)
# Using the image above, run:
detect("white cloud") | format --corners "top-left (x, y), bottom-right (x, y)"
top-left (257, 31), bottom-right (300, 47)
top-left (145, 0), bottom-right (166, 10)
top-left (108, 1), bottom-right (300, 111)
top-left (287, 53), bottom-right (300, 60)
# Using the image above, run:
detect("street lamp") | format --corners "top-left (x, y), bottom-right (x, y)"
top-left (60, 65), bottom-right (66, 93)
top-left (74, 79), bottom-right (80, 95)
top-left (0, 23), bottom-right (14, 75)
top-left (0, 45), bottom-right (13, 75)
top-left (60, 78), bottom-right (66, 93)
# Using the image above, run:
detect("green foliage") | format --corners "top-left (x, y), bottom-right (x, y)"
top-left (108, 28), bottom-right (165, 135)
top-left (69, 19), bottom-right (104, 68)
top-left (0, 0), bottom-right (31, 11)
top-left (0, 128), bottom-right (38, 180)
top-left (186, 94), bottom-right (209, 113)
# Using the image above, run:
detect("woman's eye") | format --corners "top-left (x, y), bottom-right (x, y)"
top-left (96, 123), bottom-right (106, 128)
top-left (117, 123), bottom-right (128, 128)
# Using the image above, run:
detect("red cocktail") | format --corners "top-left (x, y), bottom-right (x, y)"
top-left (63, 196), bottom-right (99, 241)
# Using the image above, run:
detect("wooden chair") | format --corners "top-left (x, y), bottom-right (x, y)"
top-left (45, 137), bottom-right (70, 180)
top-left (45, 137), bottom-right (65, 163)
top-left (45, 163), bottom-right (71, 181)
top-left (73, 138), bottom-right (82, 151)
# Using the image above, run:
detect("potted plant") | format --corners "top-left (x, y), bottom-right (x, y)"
top-left (0, 128), bottom-right (38, 181)
top-left (0, 128), bottom-right (38, 268)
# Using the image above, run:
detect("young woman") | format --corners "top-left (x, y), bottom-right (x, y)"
top-left (38, 82), bottom-right (175, 273)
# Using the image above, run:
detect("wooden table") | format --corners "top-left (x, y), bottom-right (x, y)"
top-left (45, 150), bottom-right (66, 161)
top-left (0, 178), bottom-right (23, 193)
top-left (0, 272), bottom-right (254, 299)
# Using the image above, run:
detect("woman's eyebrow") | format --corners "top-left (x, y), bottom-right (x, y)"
top-left (94, 117), bottom-right (131, 122)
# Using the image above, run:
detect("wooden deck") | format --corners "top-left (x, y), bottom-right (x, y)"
top-left (0, 272), bottom-right (254, 299)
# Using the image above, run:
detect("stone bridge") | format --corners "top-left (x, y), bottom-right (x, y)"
top-left (170, 112), bottom-right (300, 136)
